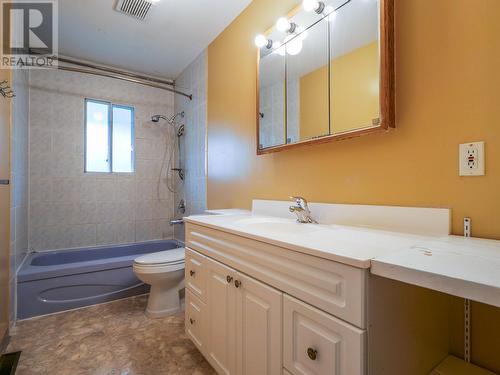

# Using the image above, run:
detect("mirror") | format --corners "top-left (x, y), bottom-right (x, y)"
top-left (258, 47), bottom-right (286, 148)
top-left (330, 0), bottom-right (380, 134)
top-left (286, 17), bottom-right (330, 142)
top-left (256, 0), bottom-right (394, 154)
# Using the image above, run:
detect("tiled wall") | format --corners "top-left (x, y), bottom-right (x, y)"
top-left (259, 81), bottom-right (285, 148)
top-left (29, 69), bottom-right (176, 251)
top-left (173, 51), bottom-right (208, 242)
top-left (10, 69), bottom-right (30, 323)
top-left (259, 79), bottom-right (299, 148)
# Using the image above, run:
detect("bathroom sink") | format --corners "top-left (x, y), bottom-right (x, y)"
top-left (232, 217), bottom-right (323, 235)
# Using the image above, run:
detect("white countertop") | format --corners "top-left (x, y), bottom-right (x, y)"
top-left (371, 236), bottom-right (500, 308)
top-left (185, 204), bottom-right (500, 308)
top-left (204, 208), bottom-right (251, 215)
top-left (184, 213), bottom-right (432, 269)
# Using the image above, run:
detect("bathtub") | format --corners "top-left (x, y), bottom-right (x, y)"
top-left (17, 240), bottom-right (182, 319)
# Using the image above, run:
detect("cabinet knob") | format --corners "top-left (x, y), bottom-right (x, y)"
top-left (307, 347), bottom-right (318, 361)
top-left (190, 270), bottom-right (195, 277)
top-left (190, 318), bottom-right (195, 325)
top-left (226, 275), bottom-right (233, 283)
top-left (234, 280), bottom-right (241, 288)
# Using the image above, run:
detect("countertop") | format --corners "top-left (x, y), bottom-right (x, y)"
top-left (184, 213), bottom-right (432, 269)
top-left (371, 235), bottom-right (500, 308)
top-left (185, 213), bottom-right (500, 307)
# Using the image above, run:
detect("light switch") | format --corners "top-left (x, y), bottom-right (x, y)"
top-left (459, 142), bottom-right (485, 176)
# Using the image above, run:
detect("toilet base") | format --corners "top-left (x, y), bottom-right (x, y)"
top-left (145, 305), bottom-right (181, 318)
top-left (144, 280), bottom-right (184, 318)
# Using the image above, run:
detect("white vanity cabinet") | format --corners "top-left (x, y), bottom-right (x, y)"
top-left (185, 247), bottom-right (282, 375)
top-left (283, 295), bottom-right (365, 375)
top-left (185, 222), bottom-right (367, 375)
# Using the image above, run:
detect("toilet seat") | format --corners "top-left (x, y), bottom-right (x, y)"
top-left (134, 247), bottom-right (185, 266)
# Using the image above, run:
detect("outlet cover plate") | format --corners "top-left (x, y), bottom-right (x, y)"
top-left (459, 141), bottom-right (485, 176)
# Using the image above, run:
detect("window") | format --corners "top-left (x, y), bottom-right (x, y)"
top-left (85, 99), bottom-right (134, 173)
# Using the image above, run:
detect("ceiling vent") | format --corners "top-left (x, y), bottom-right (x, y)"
top-left (114, 0), bottom-right (153, 21)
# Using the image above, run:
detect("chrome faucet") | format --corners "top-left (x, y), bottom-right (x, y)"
top-left (289, 196), bottom-right (317, 224)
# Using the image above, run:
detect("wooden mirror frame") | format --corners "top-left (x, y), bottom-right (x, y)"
top-left (256, 0), bottom-right (395, 155)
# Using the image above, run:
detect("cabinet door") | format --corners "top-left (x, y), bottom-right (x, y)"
top-left (185, 248), bottom-right (208, 302)
top-left (283, 295), bottom-right (365, 375)
top-left (235, 272), bottom-right (282, 375)
top-left (185, 289), bottom-right (207, 354)
top-left (206, 256), bottom-right (237, 375)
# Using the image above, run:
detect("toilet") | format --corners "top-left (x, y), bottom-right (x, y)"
top-left (133, 247), bottom-right (185, 318)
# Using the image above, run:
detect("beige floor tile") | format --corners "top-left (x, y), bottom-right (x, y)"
top-left (7, 295), bottom-right (215, 375)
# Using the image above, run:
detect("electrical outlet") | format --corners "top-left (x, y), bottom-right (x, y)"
top-left (459, 142), bottom-right (485, 176)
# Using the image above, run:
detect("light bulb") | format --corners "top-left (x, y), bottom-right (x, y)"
top-left (276, 17), bottom-right (291, 32)
top-left (303, 0), bottom-right (319, 12)
top-left (254, 34), bottom-right (268, 48)
top-left (284, 35), bottom-right (303, 56)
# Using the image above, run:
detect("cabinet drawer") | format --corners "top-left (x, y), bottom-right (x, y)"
top-left (185, 289), bottom-right (208, 355)
top-left (185, 248), bottom-right (208, 302)
top-left (186, 223), bottom-right (367, 328)
top-left (283, 295), bottom-right (365, 375)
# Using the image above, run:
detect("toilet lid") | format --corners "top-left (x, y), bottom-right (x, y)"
top-left (134, 247), bottom-right (185, 266)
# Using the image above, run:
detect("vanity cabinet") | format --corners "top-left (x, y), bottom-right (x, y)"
top-left (185, 223), bottom-right (367, 375)
top-left (185, 289), bottom-right (207, 352)
top-left (206, 254), bottom-right (237, 374)
top-left (185, 247), bottom-right (282, 375)
top-left (283, 295), bottom-right (365, 375)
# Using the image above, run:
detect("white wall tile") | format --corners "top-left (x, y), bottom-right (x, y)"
top-left (115, 221), bottom-right (135, 244)
top-left (29, 69), bottom-right (176, 250)
top-left (135, 220), bottom-right (154, 242)
top-left (173, 50), bottom-right (208, 242)
top-left (97, 223), bottom-right (115, 245)
top-left (95, 178), bottom-right (115, 202)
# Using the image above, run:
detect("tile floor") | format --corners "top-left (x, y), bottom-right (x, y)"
top-left (7, 295), bottom-right (215, 375)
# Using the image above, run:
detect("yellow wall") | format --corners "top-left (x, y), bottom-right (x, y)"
top-left (331, 41), bottom-right (380, 133)
top-left (207, 0), bottom-right (500, 371)
top-left (207, 0), bottom-right (500, 241)
top-left (299, 41), bottom-right (380, 139)
top-left (299, 64), bottom-right (329, 140)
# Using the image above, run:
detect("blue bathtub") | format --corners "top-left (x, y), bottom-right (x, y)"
top-left (17, 240), bottom-right (182, 319)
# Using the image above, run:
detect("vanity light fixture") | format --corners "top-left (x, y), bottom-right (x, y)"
top-left (302, 0), bottom-right (325, 14)
top-left (276, 17), bottom-right (297, 33)
top-left (254, 34), bottom-right (273, 49)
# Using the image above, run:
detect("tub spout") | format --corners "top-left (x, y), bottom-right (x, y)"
top-left (170, 219), bottom-right (184, 226)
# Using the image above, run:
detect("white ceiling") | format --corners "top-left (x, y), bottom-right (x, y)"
top-left (58, 0), bottom-right (252, 79)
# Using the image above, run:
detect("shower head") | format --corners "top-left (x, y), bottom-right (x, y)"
top-left (151, 114), bottom-right (167, 123)
top-left (151, 111), bottom-right (185, 126)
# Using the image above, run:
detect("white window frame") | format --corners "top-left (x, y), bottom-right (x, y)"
top-left (84, 98), bottom-right (135, 173)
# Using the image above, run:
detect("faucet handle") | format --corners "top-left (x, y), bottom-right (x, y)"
top-left (290, 196), bottom-right (308, 207)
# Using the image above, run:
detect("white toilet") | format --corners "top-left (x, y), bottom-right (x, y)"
top-left (133, 247), bottom-right (185, 318)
